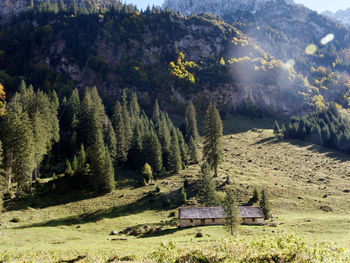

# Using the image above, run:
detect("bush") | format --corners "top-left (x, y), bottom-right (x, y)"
top-left (10, 217), bottom-right (21, 223)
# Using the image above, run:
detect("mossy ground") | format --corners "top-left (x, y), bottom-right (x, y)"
top-left (1, 116), bottom-right (350, 262)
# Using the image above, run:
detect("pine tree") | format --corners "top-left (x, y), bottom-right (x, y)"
top-left (65, 159), bottom-right (73, 176)
top-left (105, 120), bottom-right (117, 163)
top-left (168, 129), bottom-right (182, 173)
top-left (2, 105), bottom-right (35, 193)
top-left (176, 128), bottom-right (189, 167)
top-left (0, 140), bottom-right (5, 212)
top-left (152, 99), bottom-right (160, 124)
top-left (203, 104), bottom-right (223, 177)
top-left (114, 112), bottom-right (127, 164)
top-left (252, 187), bottom-right (260, 203)
top-left (129, 92), bottom-right (140, 121)
top-left (197, 162), bottom-right (217, 206)
top-left (273, 120), bottom-right (281, 135)
top-left (122, 102), bottom-right (132, 153)
top-left (222, 189), bottom-right (239, 235)
top-left (185, 102), bottom-right (199, 142)
top-left (259, 189), bottom-right (270, 219)
top-left (145, 129), bottom-right (163, 173)
top-left (101, 150), bottom-right (115, 193)
top-left (281, 124), bottom-right (286, 136)
top-left (188, 136), bottom-right (199, 163)
top-left (72, 155), bottom-right (79, 172)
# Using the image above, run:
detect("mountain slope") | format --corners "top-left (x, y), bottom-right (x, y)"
top-left (322, 9), bottom-right (350, 28)
top-left (0, 6), bottom-right (309, 115)
top-left (163, 0), bottom-right (350, 110)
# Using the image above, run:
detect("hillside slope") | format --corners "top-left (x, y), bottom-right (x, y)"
top-left (163, 0), bottom-right (350, 109)
top-left (0, 7), bottom-right (309, 115)
top-left (2, 118), bottom-right (350, 261)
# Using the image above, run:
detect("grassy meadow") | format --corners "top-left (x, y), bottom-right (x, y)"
top-left (1, 116), bottom-right (350, 262)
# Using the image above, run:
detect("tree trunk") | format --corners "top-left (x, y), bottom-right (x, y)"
top-left (230, 222), bottom-right (233, 235)
top-left (226, 175), bottom-right (230, 184)
top-left (214, 165), bottom-right (218, 177)
top-left (7, 152), bottom-right (13, 190)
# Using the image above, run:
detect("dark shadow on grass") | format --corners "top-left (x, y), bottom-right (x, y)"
top-left (13, 184), bottom-right (190, 230)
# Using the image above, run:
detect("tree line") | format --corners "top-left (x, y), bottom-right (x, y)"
top-left (0, 81), bottom-right (205, 210)
top-left (276, 103), bottom-right (350, 153)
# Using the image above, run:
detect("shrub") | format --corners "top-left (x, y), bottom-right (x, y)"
top-left (10, 217), bottom-right (21, 223)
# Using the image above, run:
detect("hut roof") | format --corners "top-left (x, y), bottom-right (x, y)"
top-left (179, 207), bottom-right (224, 219)
top-left (178, 206), bottom-right (264, 219)
top-left (238, 206), bottom-right (264, 218)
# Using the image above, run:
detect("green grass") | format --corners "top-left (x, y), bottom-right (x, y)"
top-left (2, 116), bottom-right (350, 262)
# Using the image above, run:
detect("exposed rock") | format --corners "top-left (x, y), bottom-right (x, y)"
top-left (320, 205), bottom-right (333, 212)
top-left (269, 222), bottom-right (277, 227)
top-left (195, 232), bottom-right (203, 237)
top-left (110, 230), bottom-right (118, 235)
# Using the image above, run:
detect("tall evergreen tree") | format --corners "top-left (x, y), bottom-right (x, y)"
top-left (114, 112), bottom-right (127, 164)
top-left (168, 129), bottom-right (182, 173)
top-left (203, 104), bottom-right (223, 177)
top-left (144, 129), bottom-right (163, 173)
top-left (273, 120), bottom-right (281, 135)
top-left (0, 140), bottom-right (5, 212)
top-left (2, 107), bottom-right (35, 193)
top-left (129, 92), bottom-right (140, 121)
top-left (185, 102), bottom-right (199, 142)
top-left (188, 136), bottom-right (199, 163)
top-left (222, 189), bottom-right (239, 235)
top-left (197, 162), bottom-right (217, 206)
top-left (105, 120), bottom-right (117, 163)
top-left (259, 189), bottom-right (270, 219)
top-left (176, 128), bottom-right (189, 168)
top-left (152, 99), bottom-right (160, 124)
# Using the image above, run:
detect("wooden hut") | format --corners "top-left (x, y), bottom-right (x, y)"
top-left (178, 206), bottom-right (264, 227)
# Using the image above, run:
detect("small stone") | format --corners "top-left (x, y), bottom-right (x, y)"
top-left (344, 189), bottom-right (350, 193)
top-left (322, 194), bottom-right (328, 198)
top-left (298, 196), bottom-right (304, 200)
top-left (195, 232), bottom-right (203, 238)
top-left (247, 160), bottom-right (252, 163)
top-left (320, 205), bottom-right (333, 212)
top-left (76, 225), bottom-right (81, 229)
top-left (160, 219), bottom-right (165, 223)
top-left (269, 222), bottom-right (277, 227)
top-left (110, 230), bottom-right (118, 235)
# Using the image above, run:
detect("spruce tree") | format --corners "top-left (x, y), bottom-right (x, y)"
top-left (185, 102), bottom-right (199, 142)
top-left (105, 120), bottom-right (117, 163)
top-left (273, 120), bottom-right (281, 135)
top-left (2, 105), bottom-right (35, 193)
top-left (176, 128), bottom-right (189, 168)
top-left (145, 129), bottom-right (163, 173)
top-left (122, 102), bottom-right (132, 153)
top-left (197, 162), bottom-right (217, 206)
top-left (252, 187), bottom-right (260, 203)
top-left (114, 112), bottom-right (127, 164)
top-left (152, 99), bottom-right (160, 124)
top-left (101, 150), bottom-right (115, 193)
top-left (0, 140), bottom-right (5, 212)
top-left (65, 159), bottom-right (73, 176)
top-left (129, 92), bottom-right (140, 121)
top-left (188, 136), bottom-right (199, 163)
top-left (223, 189), bottom-right (239, 235)
top-left (168, 129), bottom-right (182, 173)
top-left (259, 189), bottom-right (270, 219)
top-left (72, 155), bottom-right (79, 172)
top-left (203, 104), bottom-right (223, 177)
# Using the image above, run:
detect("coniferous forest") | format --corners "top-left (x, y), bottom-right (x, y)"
top-left (3, 0), bottom-right (350, 262)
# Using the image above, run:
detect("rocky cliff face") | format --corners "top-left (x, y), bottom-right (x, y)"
top-left (163, 0), bottom-right (294, 17)
top-left (322, 9), bottom-right (350, 27)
